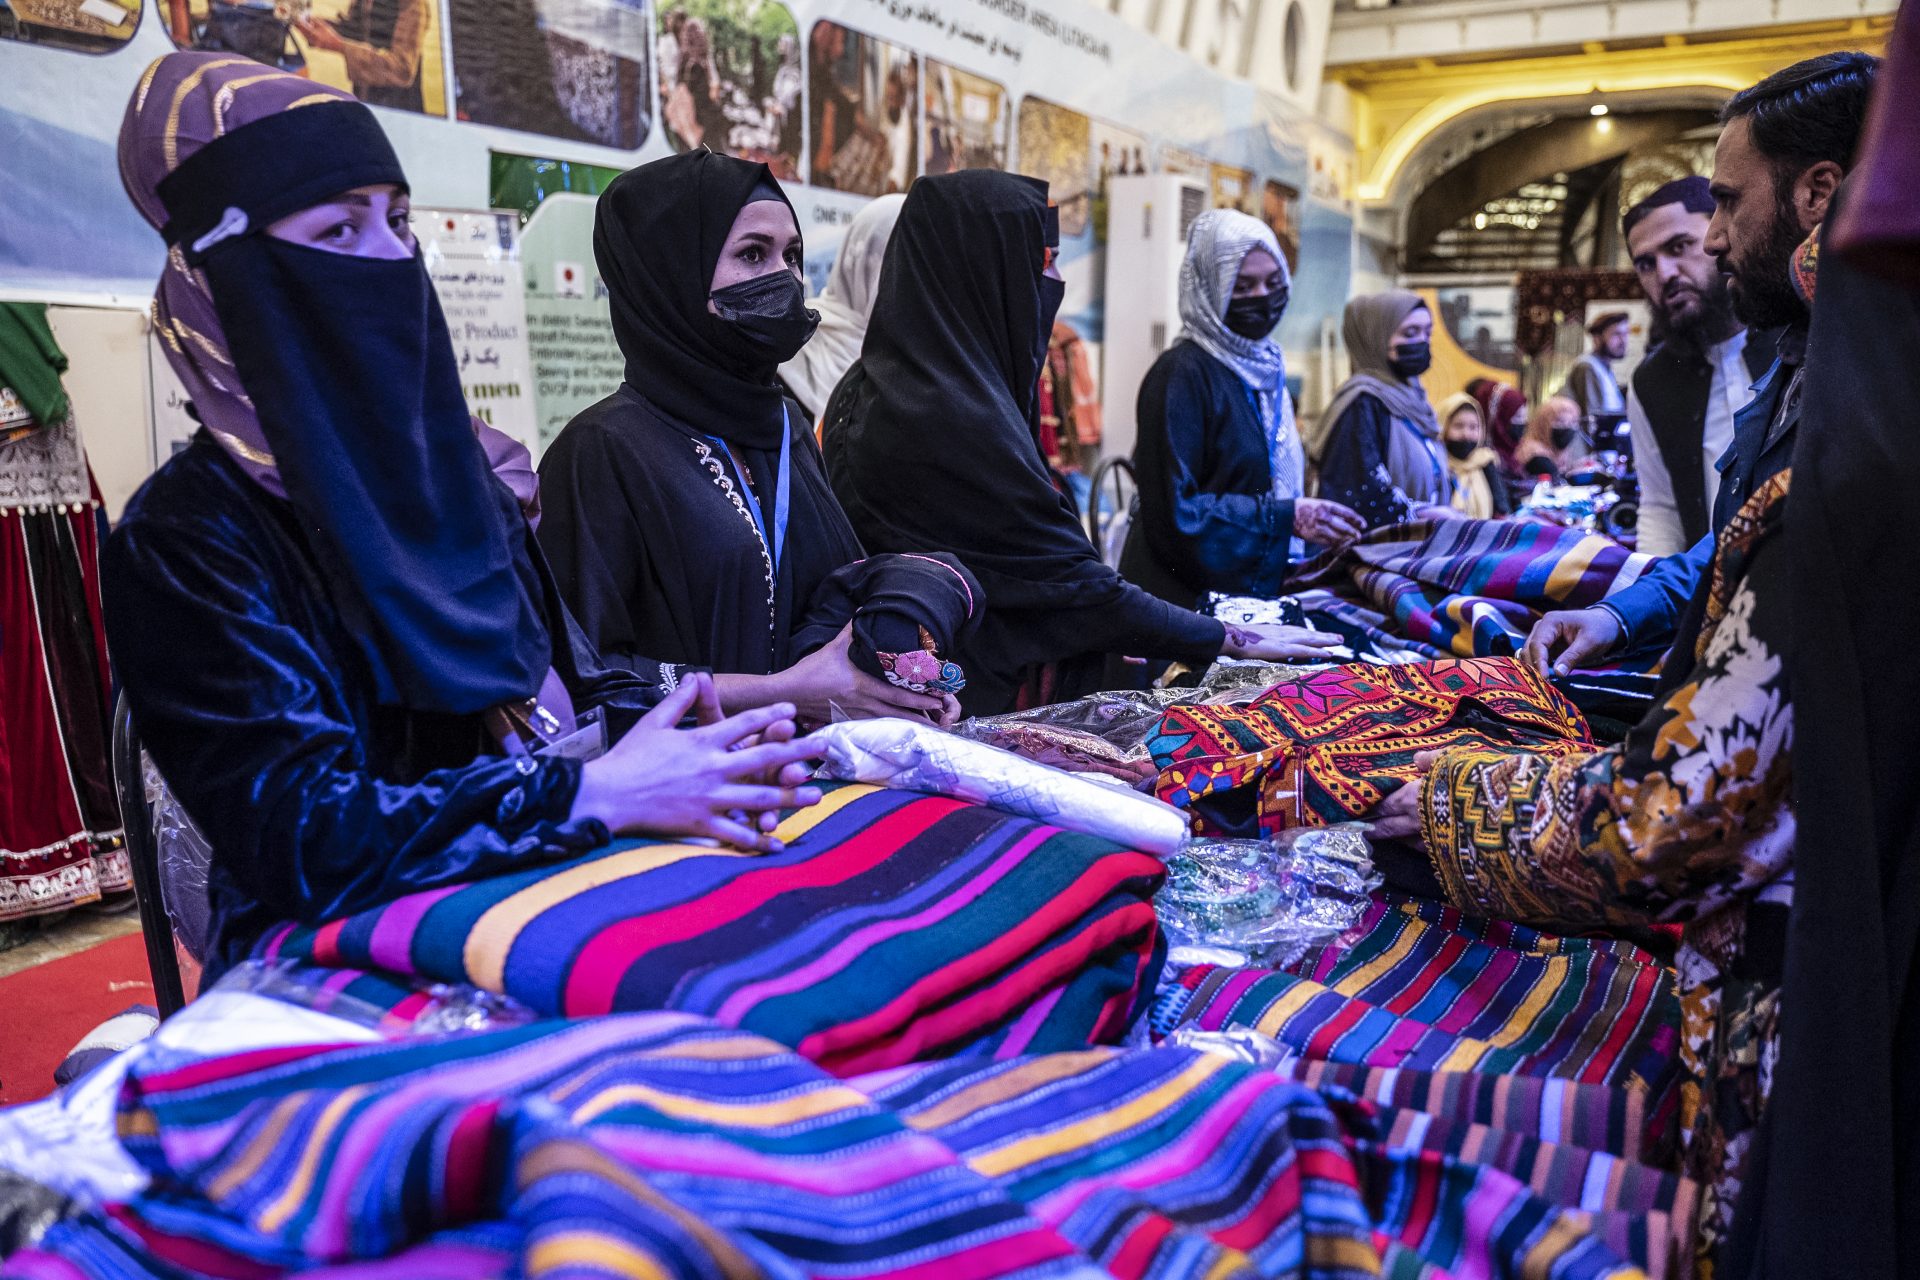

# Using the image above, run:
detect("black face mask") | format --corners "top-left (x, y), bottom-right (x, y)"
top-left (1389, 340), bottom-right (1431, 379)
top-left (202, 237), bottom-right (549, 713)
top-left (709, 268), bottom-right (820, 363)
top-left (1224, 290), bottom-right (1288, 340)
top-left (1550, 426), bottom-right (1580, 451)
top-left (1039, 274), bottom-right (1066, 338)
top-left (1445, 438), bottom-right (1479, 461)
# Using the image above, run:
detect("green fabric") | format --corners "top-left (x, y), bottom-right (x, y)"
top-left (0, 302), bottom-right (70, 427)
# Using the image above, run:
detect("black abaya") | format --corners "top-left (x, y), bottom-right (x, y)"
top-left (538, 151), bottom-right (866, 675)
top-left (822, 170), bottom-right (1223, 715)
top-left (1724, 182), bottom-right (1920, 1280)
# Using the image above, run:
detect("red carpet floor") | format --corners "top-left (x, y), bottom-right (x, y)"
top-left (0, 931), bottom-right (153, 1106)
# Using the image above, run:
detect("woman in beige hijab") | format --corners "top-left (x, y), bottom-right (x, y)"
top-left (1307, 291), bottom-right (1454, 528)
top-left (1437, 392), bottom-right (1511, 520)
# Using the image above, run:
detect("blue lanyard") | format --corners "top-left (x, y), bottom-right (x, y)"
top-left (709, 406), bottom-right (792, 577)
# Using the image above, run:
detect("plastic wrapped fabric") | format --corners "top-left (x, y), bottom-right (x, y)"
top-left (809, 718), bottom-right (1192, 856)
top-left (209, 957), bottom-right (537, 1037)
top-left (949, 671), bottom-right (1318, 786)
top-left (144, 750), bottom-right (214, 962)
top-left (1156, 824), bottom-right (1380, 970)
top-left (0, 1170), bottom-right (78, 1258)
top-left (1160, 1021), bottom-right (1298, 1072)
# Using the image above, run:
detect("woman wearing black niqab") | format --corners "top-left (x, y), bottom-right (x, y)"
top-left (108, 54), bottom-right (824, 981)
top-left (821, 170), bottom-right (1338, 716)
top-left (538, 152), bottom-right (961, 724)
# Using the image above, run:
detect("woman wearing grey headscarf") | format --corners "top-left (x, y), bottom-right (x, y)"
top-left (1121, 210), bottom-right (1362, 610)
top-left (1308, 290), bottom-right (1455, 528)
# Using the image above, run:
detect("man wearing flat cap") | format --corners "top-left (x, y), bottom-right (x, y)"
top-left (1557, 309), bottom-right (1630, 436)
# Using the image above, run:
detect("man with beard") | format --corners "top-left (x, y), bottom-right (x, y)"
top-left (1524, 51), bottom-right (1877, 676)
top-left (1622, 177), bottom-right (1779, 557)
top-left (1557, 310), bottom-right (1631, 436)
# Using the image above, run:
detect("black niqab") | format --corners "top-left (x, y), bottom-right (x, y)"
top-left (1724, 181), bottom-right (1920, 1279)
top-left (594, 150), bottom-right (801, 449)
top-left (823, 170), bottom-right (1121, 612)
top-left (196, 227), bottom-right (549, 716)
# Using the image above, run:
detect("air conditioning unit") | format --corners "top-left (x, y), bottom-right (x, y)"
top-left (1101, 173), bottom-right (1209, 462)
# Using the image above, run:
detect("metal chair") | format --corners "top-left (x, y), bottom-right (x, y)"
top-left (1086, 455), bottom-right (1137, 569)
top-left (110, 695), bottom-right (186, 1016)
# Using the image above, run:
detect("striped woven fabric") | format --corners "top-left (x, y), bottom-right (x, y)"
top-left (1151, 658), bottom-right (1593, 835)
top-left (256, 783), bottom-right (1166, 1075)
top-left (1155, 895), bottom-right (1680, 1103)
top-left (1285, 516), bottom-right (1656, 664)
top-left (4, 1013), bottom-right (1664, 1279)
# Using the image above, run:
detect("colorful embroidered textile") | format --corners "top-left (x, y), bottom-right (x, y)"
top-left (256, 783), bottom-right (1166, 1075)
top-left (1152, 657), bottom-right (1593, 836)
top-left (1420, 473), bottom-right (1794, 1273)
top-left (1155, 895), bottom-right (1679, 1103)
top-left (1284, 515), bottom-right (1657, 665)
top-left (5, 1013), bottom-right (1661, 1279)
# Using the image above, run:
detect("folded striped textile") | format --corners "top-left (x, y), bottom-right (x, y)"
top-left (4, 1013), bottom-right (1667, 1279)
top-left (255, 783), bottom-right (1166, 1075)
top-left (1156, 895), bottom-right (1679, 1092)
top-left (1151, 657), bottom-right (1593, 836)
top-left (1284, 516), bottom-right (1657, 666)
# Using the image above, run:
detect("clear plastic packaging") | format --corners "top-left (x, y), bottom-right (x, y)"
top-left (145, 750), bottom-right (216, 962)
top-left (1161, 1021), bottom-right (1299, 1072)
top-left (209, 958), bottom-right (536, 1037)
top-left (1156, 824), bottom-right (1380, 971)
top-left (810, 718), bottom-right (1191, 856)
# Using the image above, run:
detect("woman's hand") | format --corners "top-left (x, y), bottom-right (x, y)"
top-left (570, 674), bottom-right (824, 852)
top-left (1293, 498), bottom-right (1365, 547)
top-left (1219, 623), bottom-right (1347, 662)
top-left (294, 17), bottom-right (345, 51)
top-left (1413, 503), bottom-right (1464, 523)
top-left (764, 624), bottom-right (951, 725)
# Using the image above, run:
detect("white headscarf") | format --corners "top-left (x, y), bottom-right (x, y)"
top-left (780, 193), bottom-right (906, 417)
top-left (1176, 209), bottom-right (1301, 500)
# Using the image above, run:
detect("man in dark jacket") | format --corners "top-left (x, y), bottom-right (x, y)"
top-left (1525, 51), bottom-right (1878, 674)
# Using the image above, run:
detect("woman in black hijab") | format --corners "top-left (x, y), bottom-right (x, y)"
top-left (109, 54), bottom-right (823, 981)
top-left (538, 152), bottom-right (956, 724)
top-left (822, 170), bottom-right (1339, 716)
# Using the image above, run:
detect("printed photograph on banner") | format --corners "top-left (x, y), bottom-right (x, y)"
top-left (161, 0), bottom-right (448, 115)
top-left (657, 0), bottom-right (801, 178)
top-left (1157, 144), bottom-right (1210, 178)
top-left (1436, 286), bottom-right (1519, 371)
top-left (1263, 178), bottom-right (1300, 268)
top-left (1089, 120), bottom-right (1149, 246)
top-left (1308, 132), bottom-right (1354, 207)
top-left (1016, 98), bottom-right (1092, 238)
top-left (922, 60), bottom-right (1009, 176)
top-left (447, 0), bottom-right (652, 148)
top-left (0, 0), bottom-right (140, 53)
top-left (807, 21), bottom-right (916, 197)
top-left (1209, 162), bottom-right (1256, 216)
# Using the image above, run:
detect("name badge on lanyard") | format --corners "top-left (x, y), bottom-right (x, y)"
top-left (708, 405), bottom-right (793, 576)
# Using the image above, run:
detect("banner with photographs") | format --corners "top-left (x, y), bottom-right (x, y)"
top-left (1, 0), bottom-right (140, 53)
top-left (808, 20), bottom-right (914, 197)
top-left (449, 0), bottom-right (652, 147)
top-left (161, 0), bottom-right (448, 116)
top-left (657, 0), bottom-right (801, 177)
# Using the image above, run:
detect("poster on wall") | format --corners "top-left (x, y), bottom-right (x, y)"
top-left (1262, 178), bottom-right (1300, 268)
top-left (656, 0), bottom-right (801, 177)
top-left (161, 0), bottom-right (449, 116)
top-left (923, 59), bottom-right (1008, 175)
top-left (1209, 162), bottom-right (1256, 215)
top-left (448, 0), bottom-right (652, 148)
top-left (1017, 98), bottom-right (1091, 237)
top-left (0, 0), bottom-right (139, 53)
top-left (808, 21), bottom-right (915, 196)
top-left (516, 193), bottom-right (624, 453)
top-left (1090, 120), bottom-right (1149, 246)
top-left (415, 208), bottom-right (539, 454)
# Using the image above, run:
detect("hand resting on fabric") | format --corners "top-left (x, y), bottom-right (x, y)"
top-left (1364, 749), bottom-right (1438, 846)
top-left (1293, 497), bottom-right (1366, 547)
top-left (1521, 606), bottom-right (1624, 677)
top-left (1220, 623), bottom-right (1348, 663)
top-left (570, 673), bottom-right (824, 852)
top-left (716, 624), bottom-right (958, 727)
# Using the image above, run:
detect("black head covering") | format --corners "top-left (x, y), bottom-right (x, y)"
top-left (823, 169), bottom-right (1117, 613)
top-left (1723, 179), bottom-right (1920, 1279)
top-left (157, 99), bottom-right (549, 715)
top-left (790, 552), bottom-right (983, 694)
top-left (594, 150), bottom-right (802, 449)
